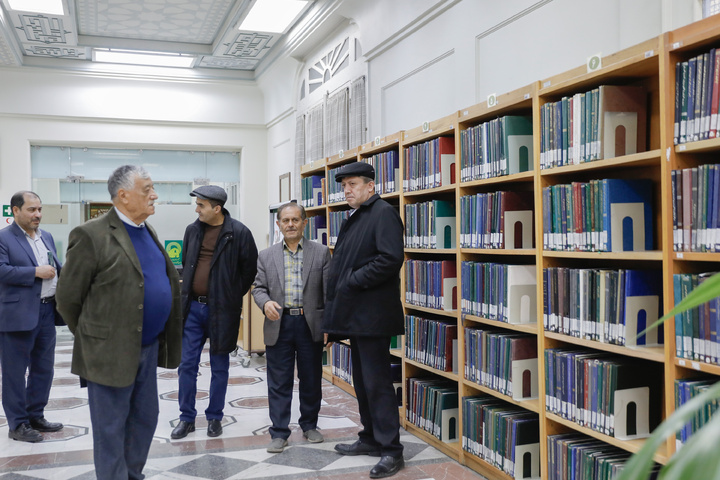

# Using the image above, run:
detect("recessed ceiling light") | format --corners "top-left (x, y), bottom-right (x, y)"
top-left (92, 49), bottom-right (196, 68)
top-left (238, 0), bottom-right (309, 33)
top-left (7, 0), bottom-right (64, 15)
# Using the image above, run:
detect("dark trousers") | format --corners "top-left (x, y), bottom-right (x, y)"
top-left (0, 301), bottom-right (56, 430)
top-left (87, 340), bottom-right (159, 480)
top-left (349, 335), bottom-right (403, 457)
top-left (265, 312), bottom-right (323, 440)
top-left (177, 300), bottom-right (229, 422)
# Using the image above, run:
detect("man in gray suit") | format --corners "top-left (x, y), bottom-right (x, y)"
top-left (252, 202), bottom-right (330, 453)
top-left (56, 165), bottom-right (182, 480)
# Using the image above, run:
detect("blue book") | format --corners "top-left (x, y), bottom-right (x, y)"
top-left (603, 178), bottom-right (654, 252)
top-left (714, 163), bottom-right (720, 251)
top-left (688, 57), bottom-right (697, 142)
top-left (623, 269), bottom-right (663, 346)
top-left (674, 273), bottom-right (684, 358)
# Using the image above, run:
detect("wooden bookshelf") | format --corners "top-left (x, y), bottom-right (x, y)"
top-left (300, 14), bottom-right (720, 479)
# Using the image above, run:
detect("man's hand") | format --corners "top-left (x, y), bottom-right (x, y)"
top-left (263, 301), bottom-right (282, 321)
top-left (35, 265), bottom-right (56, 279)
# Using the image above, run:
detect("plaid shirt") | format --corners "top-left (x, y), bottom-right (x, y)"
top-left (283, 238), bottom-right (304, 308)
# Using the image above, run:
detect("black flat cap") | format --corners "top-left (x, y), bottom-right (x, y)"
top-left (190, 185), bottom-right (227, 206)
top-left (334, 162), bottom-right (375, 182)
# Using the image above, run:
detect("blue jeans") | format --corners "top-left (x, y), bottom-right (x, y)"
top-left (87, 340), bottom-right (159, 480)
top-left (0, 301), bottom-right (56, 430)
top-left (177, 300), bottom-right (229, 422)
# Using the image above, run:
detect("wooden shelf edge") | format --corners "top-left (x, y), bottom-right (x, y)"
top-left (544, 331), bottom-right (665, 362)
top-left (462, 378), bottom-right (541, 413)
top-left (460, 248), bottom-right (536, 256)
top-left (403, 422), bottom-right (461, 460)
top-left (542, 250), bottom-right (663, 260)
top-left (404, 357), bottom-right (459, 381)
top-left (403, 183), bottom-right (457, 197)
top-left (462, 314), bottom-right (539, 335)
top-left (675, 357), bottom-right (720, 375)
top-left (459, 170), bottom-right (535, 187)
top-left (673, 251), bottom-right (720, 261)
top-left (461, 451), bottom-right (515, 480)
top-left (403, 303), bottom-right (458, 318)
top-left (405, 248), bottom-right (457, 254)
top-left (539, 149), bottom-right (662, 176)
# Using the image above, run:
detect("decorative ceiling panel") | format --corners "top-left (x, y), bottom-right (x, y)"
top-left (0, 26), bottom-right (20, 66)
top-left (75, 0), bottom-right (235, 44)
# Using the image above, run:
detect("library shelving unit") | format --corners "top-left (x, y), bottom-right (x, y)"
top-left (300, 13), bottom-right (720, 479)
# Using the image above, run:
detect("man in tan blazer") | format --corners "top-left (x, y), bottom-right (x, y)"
top-left (56, 165), bottom-right (182, 480)
top-left (252, 202), bottom-right (330, 453)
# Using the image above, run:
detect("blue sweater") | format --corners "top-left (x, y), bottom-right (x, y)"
top-left (123, 223), bottom-right (172, 345)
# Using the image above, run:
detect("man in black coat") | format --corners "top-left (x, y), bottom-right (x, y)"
top-left (171, 185), bottom-right (258, 440)
top-left (322, 162), bottom-right (405, 479)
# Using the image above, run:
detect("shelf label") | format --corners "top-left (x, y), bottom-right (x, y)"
top-left (666, 147), bottom-right (671, 161)
top-left (543, 81), bottom-right (551, 88)
top-left (587, 53), bottom-right (602, 73)
top-left (678, 359), bottom-right (686, 366)
top-left (422, 121), bottom-right (430, 133)
top-left (644, 50), bottom-right (654, 58)
top-left (524, 93), bottom-right (531, 100)
top-left (676, 252), bottom-right (683, 259)
top-left (339, 150), bottom-right (344, 158)
top-left (679, 144), bottom-right (686, 151)
top-left (672, 41), bottom-right (682, 50)
top-left (487, 93), bottom-right (498, 108)
top-left (463, 110), bottom-right (469, 116)
top-left (374, 136), bottom-right (381, 146)
top-left (692, 361), bottom-right (700, 370)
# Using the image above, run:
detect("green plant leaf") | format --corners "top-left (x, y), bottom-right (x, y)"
top-left (658, 412), bottom-right (720, 480)
top-left (615, 381), bottom-right (720, 480)
top-left (637, 271), bottom-right (720, 339)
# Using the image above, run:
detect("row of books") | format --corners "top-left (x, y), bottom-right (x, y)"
top-left (327, 210), bottom-right (350, 246)
top-left (464, 328), bottom-right (537, 400)
top-left (459, 190), bottom-right (534, 249)
top-left (404, 259), bottom-right (457, 311)
top-left (301, 175), bottom-right (325, 208)
top-left (361, 151), bottom-right (399, 195)
top-left (326, 166), bottom-right (346, 204)
top-left (462, 396), bottom-right (540, 478)
top-left (404, 315), bottom-right (457, 373)
top-left (404, 200), bottom-right (455, 249)
top-left (544, 267), bottom-right (663, 347)
top-left (403, 136), bottom-right (456, 191)
top-left (544, 349), bottom-right (661, 438)
top-left (671, 165), bottom-right (720, 252)
top-left (461, 262), bottom-right (537, 325)
top-left (673, 272), bottom-right (720, 364)
top-left (405, 378), bottom-right (458, 442)
top-left (539, 85), bottom-right (647, 169)
top-left (674, 47), bottom-right (720, 144)
top-left (547, 434), bottom-right (653, 480)
top-left (303, 215), bottom-right (327, 245)
top-left (330, 342), bottom-right (352, 385)
top-left (459, 115), bottom-right (533, 182)
top-left (541, 178), bottom-right (654, 252)
top-left (675, 377), bottom-right (719, 446)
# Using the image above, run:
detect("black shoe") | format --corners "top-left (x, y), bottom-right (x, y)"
top-left (207, 419), bottom-right (222, 437)
top-left (334, 440), bottom-right (382, 456)
top-left (370, 455), bottom-right (404, 479)
top-left (8, 423), bottom-right (43, 443)
top-left (30, 417), bottom-right (63, 432)
top-left (170, 420), bottom-right (195, 439)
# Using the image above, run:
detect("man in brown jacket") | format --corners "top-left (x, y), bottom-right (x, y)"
top-left (56, 165), bottom-right (182, 480)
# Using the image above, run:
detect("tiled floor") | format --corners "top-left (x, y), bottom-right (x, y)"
top-left (0, 331), bottom-right (487, 479)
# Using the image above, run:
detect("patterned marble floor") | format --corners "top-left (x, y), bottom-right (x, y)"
top-left (0, 330), bottom-right (487, 480)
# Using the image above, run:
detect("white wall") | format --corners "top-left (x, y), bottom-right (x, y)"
top-left (0, 68), bottom-right (268, 252)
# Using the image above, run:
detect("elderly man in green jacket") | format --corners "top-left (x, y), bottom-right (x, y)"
top-left (56, 165), bottom-right (182, 480)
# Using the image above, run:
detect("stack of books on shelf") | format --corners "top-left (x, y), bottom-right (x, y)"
top-left (326, 166), bottom-right (346, 203)
top-left (404, 200), bottom-right (456, 249)
top-left (404, 315), bottom-right (457, 373)
top-left (544, 349), bottom-right (661, 439)
top-left (304, 215), bottom-right (327, 245)
top-left (544, 267), bottom-right (663, 347)
top-left (331, 342), bottom-right (352, 384)
top-left (403, 136), bottom-right (456, 191)
top-left (361, 151), bottom-right (399, 195)
top-left (404, 259), bottom-right (457, 311)
top-left (459, 115), bottom-right (533, 181)
top-left (540, 85), bottom-right (647, 169)
top-left (461, 262), bottom-right (537, 324)
top-left (459, 190), bottom-right (534, 249)
top-left (671, 165), bottom-right (720, 252)
top-left (673, 272), bottom-right (720, 364)
top-left (674, 48), bottom-right (720, 144)
top-left (462, 396), bottom-right (540, 478)
top-left (674, 377), bottom-right (719, 447)
top-left (328, 210), bottom-right (350, 246)
top-left (301, 175), bottom-right (324, 207)
top-left (542, 178), bottom-right (654, 252)
top-left (406, 377), bottom-right (458, 442)
top-left (464, 328), bottom-right (538, 400)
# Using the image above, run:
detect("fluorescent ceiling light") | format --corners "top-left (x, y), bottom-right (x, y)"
top-left (93, 49), bottom-right (195, 68)
top-left (239, 0), bottom-right (308, 33)
top-left (7, 0), bottom-right (64, 15)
